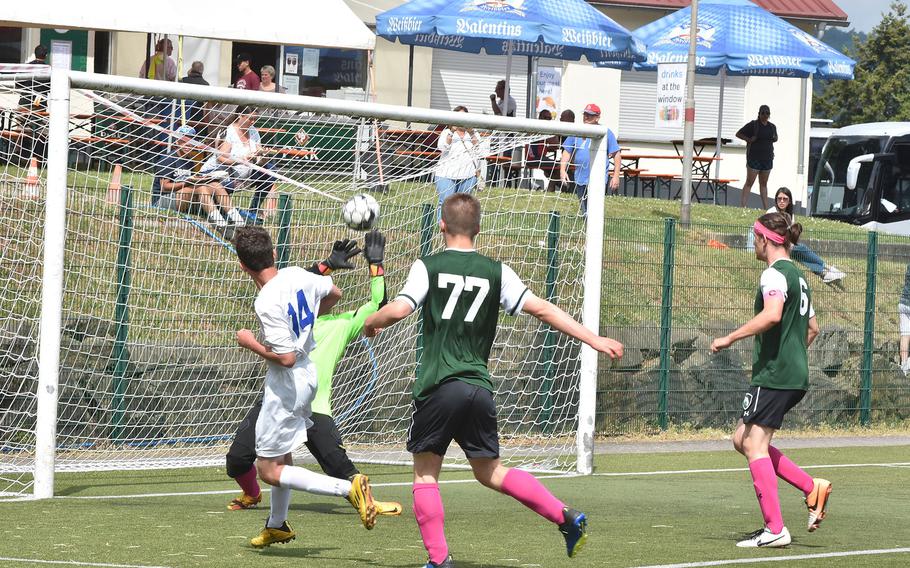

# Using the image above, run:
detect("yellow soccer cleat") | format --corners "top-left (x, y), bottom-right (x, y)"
top-left (347, 473), bottom-right (378, 529)
top-left (228, 492), bottom-right (262, 511)
top-left (250, 521), bottom-right (296, 549)
top-left (375, 500), bottom-right (403, 516)
top-left (806, 478), bottom-right (832, 532)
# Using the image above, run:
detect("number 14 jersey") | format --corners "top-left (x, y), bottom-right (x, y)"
top-left (396, 249), bottom-right (532, 400)
top-left (752, 258), bottom-right (814, 391)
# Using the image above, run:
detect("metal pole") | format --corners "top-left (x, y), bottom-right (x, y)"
top-left (860, 231), bottom-right (878, 426)
top-left (658, 218), bottom-right (677, 430)
top-left (680, 0), bottom-right (699, 228)
top-left (540, 211), bottom-right (560, 431)
top-left (526, 56), bottom-right (534, 119)
top-left (797, 77), bottom-right (809, 204)
top-left (276, 193), bottom-right (292, 269)
top-left (576, 135), bottom-right (607, 475)
top-left (407, 45), bottom-right (414, 107)
top-left (714, 67), bottom-right (725, 181)
top-left (34, 68), bottom-right (71, 499)
top-left (111, 183), bottom-right (134, 443)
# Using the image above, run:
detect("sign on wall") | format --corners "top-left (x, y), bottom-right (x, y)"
top-left (536, 66), bottom-right (561, 116)
top-left (655, 63), bottom-right (686, 128)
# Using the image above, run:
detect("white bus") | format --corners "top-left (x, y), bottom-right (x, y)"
top-left (810, 122), bottom-right (910, 236)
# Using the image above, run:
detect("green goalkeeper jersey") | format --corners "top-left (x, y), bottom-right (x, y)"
top-left (396, 249), bottom-right (531, 400)
top-left (752, 259), bottom-right (813, 391)
top-left (309, 275), bottom-right (385, 416)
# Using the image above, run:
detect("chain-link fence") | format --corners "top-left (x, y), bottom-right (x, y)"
top-left (597, 217), bottom-right (910, 435)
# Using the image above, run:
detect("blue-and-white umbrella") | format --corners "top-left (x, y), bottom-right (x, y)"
top-left (604, 0), bottom-right (854, 79)
top-left (597, 0), bottom-right (855, 179)
top-left (377, 0), bottom-right (646, 114)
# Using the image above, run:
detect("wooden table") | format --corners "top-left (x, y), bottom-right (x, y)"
top-left (621, 153), bottom-right (721, 201)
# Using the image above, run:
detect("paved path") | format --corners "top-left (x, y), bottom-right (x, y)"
top-left (596, 435), bottom-right (910, 455)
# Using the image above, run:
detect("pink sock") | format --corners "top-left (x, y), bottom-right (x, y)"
top-left (413, 483), bottom-right (448, 565)
top-left (769, 445), bottom-right (814, 495)
top-left (500, 468), bottom-right (566, 524)
top-left (235, 465), bottom-right (261, 498)
top-left (749, 457), bottom-right (784, 534)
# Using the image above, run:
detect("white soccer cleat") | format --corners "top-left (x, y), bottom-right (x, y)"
top-left (736, 526), bottom-right (791, 548)
top-left (822, 266), bottom-right (846, 284)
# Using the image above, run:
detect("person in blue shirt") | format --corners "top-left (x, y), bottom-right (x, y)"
top-left (559, 104), bottom-right (621, 216)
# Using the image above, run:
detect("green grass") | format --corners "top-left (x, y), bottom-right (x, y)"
top-left (2, 444), bottom-right (909, 567)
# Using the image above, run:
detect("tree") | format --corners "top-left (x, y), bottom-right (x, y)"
top-left (815, 2), bottom-right (910, 126)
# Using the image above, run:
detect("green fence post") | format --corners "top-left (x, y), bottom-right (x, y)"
top-left (540, 211), bottom-right (560, 430)
top-left (658, 218), bottom-right (677, 430)
top-left (416, 203), bottom-right (434, 370)
top-left (860, 231), bottom-right (878, 426)
top-left (276, 193), bottom-right (292, 269)
top-left (111, 184), bottom-right (133, 442)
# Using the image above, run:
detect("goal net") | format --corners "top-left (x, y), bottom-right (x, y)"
top-left (0, 68), bottom-right (606, 498)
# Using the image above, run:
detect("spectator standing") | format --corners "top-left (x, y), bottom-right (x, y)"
top-left (16, 45), bottom-right (50, 164)
top-left (435, 105), bottom-right (480, 218)
top-left (200, 105), bottom-right (276, 222)
top-left (490, 80), bottom-right (516, 117)
top-left (140, 38), bottom-right (177, 82)
top-left (235, 54), bottom-right (261, 90)
top-left (737, 105), bottom-right (778, 209)
top-left (259, 66), bottom-right (287, 93)
top-left (559, 104), bottom-right (621, 216)
top-left (181, 61), bottom-right (209, 86)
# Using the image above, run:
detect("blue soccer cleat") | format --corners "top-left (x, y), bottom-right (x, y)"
top-left (559, 507), bottom-right (588, 558)
top-left (424, 554), bottom-right (455, 567)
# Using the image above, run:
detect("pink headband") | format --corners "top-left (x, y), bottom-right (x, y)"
top-left (753, 221), bottom-right (786, 245)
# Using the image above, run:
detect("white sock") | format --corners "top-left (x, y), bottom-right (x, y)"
top-left (267, 485), bottom-right (291, 528)
top-left (207, 210), bottom-right (226, 226)
top-left (226, 208), bottom-right (245, 225)
top-left (279, 465), bottom-right (352, 497)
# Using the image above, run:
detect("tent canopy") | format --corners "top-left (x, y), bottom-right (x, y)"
top-left (1, 0), bottom-right (376, 50)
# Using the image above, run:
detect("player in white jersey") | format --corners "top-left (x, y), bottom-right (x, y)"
top-left (233, 226), bottom-right (378, 549)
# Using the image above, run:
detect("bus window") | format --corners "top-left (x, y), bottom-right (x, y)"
top-left (812, 136), bottom-right (885, 219)
top-left (881, 143), bottom-right (910, 220)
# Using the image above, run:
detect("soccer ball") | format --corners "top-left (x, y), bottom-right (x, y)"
top-left (342, 193), bottom-right (380, 230)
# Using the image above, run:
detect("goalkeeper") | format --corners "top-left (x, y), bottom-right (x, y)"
top-left (226, 230), bottom-right (401, 517)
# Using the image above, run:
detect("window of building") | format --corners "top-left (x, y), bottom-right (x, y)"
top-left (0, 27), bottom-right (23, 64)
top-left (280, 47), bottom-right (367, 98)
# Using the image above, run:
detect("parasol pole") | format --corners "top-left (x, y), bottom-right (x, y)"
top-left (680, 0), bottom-right (699, 228)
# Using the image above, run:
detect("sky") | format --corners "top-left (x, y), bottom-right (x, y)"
top-left (836, 0), bottom-right (907, 32)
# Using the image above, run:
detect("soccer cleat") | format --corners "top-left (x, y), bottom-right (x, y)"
top-left (227, 492), bottom-right (262, 510)
top-left (250, 520), bottom-right (296, 549)
top-left (558, 507), bottom-right (588, 558)
top-left (347, 473), bottom-right (378, 530)
top-left (375, 500), bottom-right (403, 516)
top-left (822, 266), bottom-right (846, 284)
top-left (806, 478), bottom-right (832, 532)
top-left (424, 555), bottom-right (455, 567)
top-left (736, 526), bottom-right (791, 548)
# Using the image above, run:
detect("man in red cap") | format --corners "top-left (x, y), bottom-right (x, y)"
top-left (559, 103), bottom-right (621, 216)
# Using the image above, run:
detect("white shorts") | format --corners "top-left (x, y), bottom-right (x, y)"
top-left (900, 303), bottom-right (910, 336)
top-left (255, 367), bottom-right (317, 459)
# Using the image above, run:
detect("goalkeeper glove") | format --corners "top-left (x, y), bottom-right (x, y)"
top-left (312, 238), bottom-right (361, 275)
top-left (364, 230), bottom-right (386, 276)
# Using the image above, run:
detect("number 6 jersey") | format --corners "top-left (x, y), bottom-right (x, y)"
top-left (396, 248), bottom-right (532, 400)
top-left (752, 258), bottom-right (814, 390)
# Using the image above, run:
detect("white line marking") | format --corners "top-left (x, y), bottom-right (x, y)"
top-left (53, 462), bottom-right (910, 501)
top-left (630, 547), bottom-right (910, 568)
top-left (0, 558), bottom-right (173, 568)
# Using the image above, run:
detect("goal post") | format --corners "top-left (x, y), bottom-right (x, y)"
top-left (0, 68), bottom-right (608, 498)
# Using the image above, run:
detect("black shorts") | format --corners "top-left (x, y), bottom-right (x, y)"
top-left (741, 385), bottom-right (806, 430)
top-left (406, 379), bottom-right (499, 459)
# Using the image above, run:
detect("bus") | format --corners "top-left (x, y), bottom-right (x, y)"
top-left (809, 122), bottom-right (910, 236)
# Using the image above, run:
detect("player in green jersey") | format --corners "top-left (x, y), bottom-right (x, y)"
top-left (226, 231), bottom-right (401, 543)
top-left (364, 194), bottom-right (623, 567)
top-left (711, 212), bottom-right (830, 548)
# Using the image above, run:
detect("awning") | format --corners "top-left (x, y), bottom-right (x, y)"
top-left (0, 0), bottom-right (376, 50)
top-left (598, 0), bottom-right (849, 25)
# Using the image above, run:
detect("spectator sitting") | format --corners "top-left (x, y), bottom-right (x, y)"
top-left (490, 79), bottom-right (516, 117)
top-left (234, 53), bottom-right (261, 90)
top-left (140, 38), bottom-right (177, 82)
top-left (200, 105), bottom-right (276, 223)
top-left (152, 125), bottom-right (242, 232)
top-left (181, 61), bottom-right (209, 86)
top-left (527, 109), bottom-right (558, 168)
top-left (768, 187), bottom-right (845, 286)
top-left (259, 66), bottom-right (287, 93)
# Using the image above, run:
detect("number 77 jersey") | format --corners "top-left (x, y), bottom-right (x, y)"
top-left (396, 249), bottom-right (532, 401)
